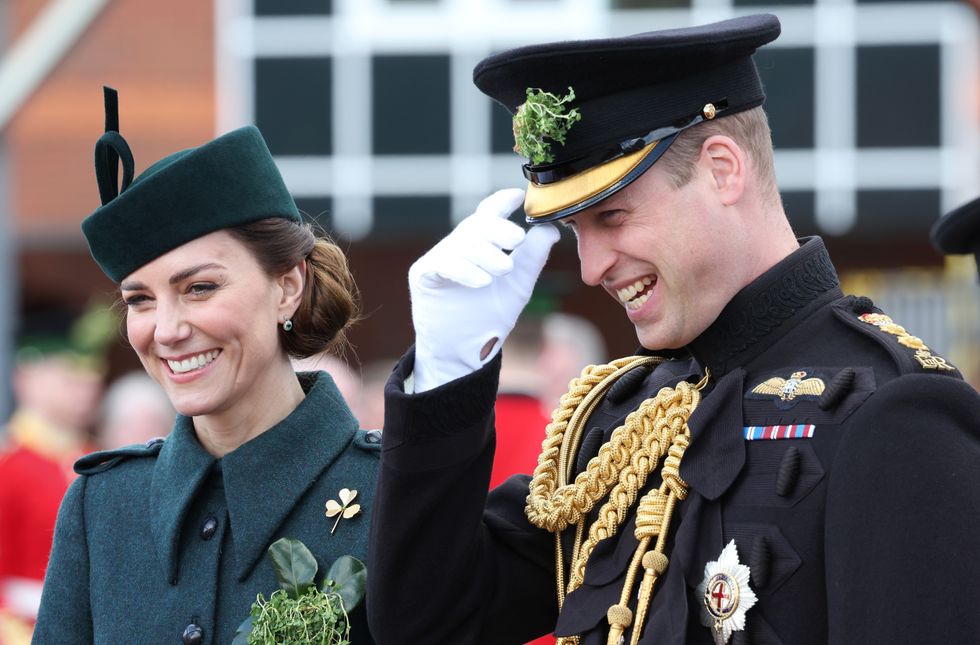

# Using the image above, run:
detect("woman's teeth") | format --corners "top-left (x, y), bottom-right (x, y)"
top-left (617, 276), bottom-right (655, 310)
top-left (168, 350), bottom-right (219, 374)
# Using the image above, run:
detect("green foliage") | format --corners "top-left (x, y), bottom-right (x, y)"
top-left (246, 588), bottom-right (350, 645)
top-left (322, 555), bottom-right (366, 614)
top-left (268, 538), bottom-right (318, 599)
top-left (512, 87), bottom-right (582, 165)
top-left (233, 538), bottom-right (367, 645)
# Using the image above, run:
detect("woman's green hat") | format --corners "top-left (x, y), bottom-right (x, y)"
top-left (82, 87), bottom-right (301, 283)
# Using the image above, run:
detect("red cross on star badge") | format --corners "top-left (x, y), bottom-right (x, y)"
top-left (696, 540), bottom-right (757, 644)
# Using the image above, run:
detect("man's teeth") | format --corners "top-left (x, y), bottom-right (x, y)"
top-left (617, 276), bottom-right (655, 307)
top-left (168, 350), bottom-right (219, 374)
top-left (626, 291), bottom-right (651, 310)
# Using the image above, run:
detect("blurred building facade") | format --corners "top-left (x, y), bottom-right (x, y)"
top-left (0, 0), bottom-right (216, 419)
top-left (1, 0), bottom-right (978, 421)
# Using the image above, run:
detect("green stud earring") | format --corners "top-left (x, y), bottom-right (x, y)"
top-left (282, 319), bottom-right (293, 332)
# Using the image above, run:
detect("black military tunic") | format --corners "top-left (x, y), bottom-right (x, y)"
top-left (368, 237), bottom-right (980, 644)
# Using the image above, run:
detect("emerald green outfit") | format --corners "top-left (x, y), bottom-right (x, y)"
top-left (33, 372), bottom-right (379, 644)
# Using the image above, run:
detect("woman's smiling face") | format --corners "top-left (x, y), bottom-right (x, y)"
top-left (120, 230), bottom-right (292, 419)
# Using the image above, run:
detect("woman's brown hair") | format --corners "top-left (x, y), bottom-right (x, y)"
top-left (228, 218), bottom-right (360, 358)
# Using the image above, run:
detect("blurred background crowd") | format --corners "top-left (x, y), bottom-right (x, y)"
top-left (0, 0), bottom-right (977, 642)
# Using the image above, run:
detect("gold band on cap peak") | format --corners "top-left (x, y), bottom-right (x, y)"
top-left (524, 140), bottom-right (659, 220)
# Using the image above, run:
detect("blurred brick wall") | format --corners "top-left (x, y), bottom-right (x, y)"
top-left (8, 0), bottom-right (214, 241)
top-left (5, 0), bottom-right (215, 379)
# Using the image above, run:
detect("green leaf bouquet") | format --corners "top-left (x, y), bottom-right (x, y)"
top-left (233, 538), bottom-right (367, 645)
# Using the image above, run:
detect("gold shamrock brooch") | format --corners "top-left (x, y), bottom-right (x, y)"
top-left (325, 488), bottom-right (361, 534)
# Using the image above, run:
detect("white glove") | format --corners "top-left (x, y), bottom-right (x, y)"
top-left (409, 188), bottom-right (560, 393)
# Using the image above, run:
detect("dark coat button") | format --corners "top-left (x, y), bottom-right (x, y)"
top-left (750, 535), bottom-right (771, 588)
top-left (818, 367), bottom-right (855, 411)
top-left (182, 623), bottom-right (203, 644)
top-left (775, 446), bottom-right (801, 498)
top-left (365, 429), bottom-right (382, 444)
top-left (200, 516), bottom-right (217, 541)
top-left (605, 363), bottom-right (652, 404)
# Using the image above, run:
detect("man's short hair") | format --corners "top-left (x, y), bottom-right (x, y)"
top-left (656, 106), bottom-right (779, 202)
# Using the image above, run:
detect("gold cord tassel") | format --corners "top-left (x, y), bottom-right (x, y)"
top-left (606, 604), bottom-right (633, 645)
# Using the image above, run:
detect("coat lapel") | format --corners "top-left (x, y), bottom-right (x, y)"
top-left (150, 416), bottom-right (216, 585)
top-left (680, 368), bottom-right (746, 501)
top-left (221, 372), bottom-right (358, 581)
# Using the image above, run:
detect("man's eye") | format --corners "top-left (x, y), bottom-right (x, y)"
top-left (599, 210), bottom-right (625, 225)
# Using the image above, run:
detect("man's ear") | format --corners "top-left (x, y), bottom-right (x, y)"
top-left (700, 135), bottom-right (746, 206)
top-left (278, 260), bottom-right (306, 321)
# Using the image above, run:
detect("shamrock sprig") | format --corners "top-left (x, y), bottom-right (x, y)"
top-left (233, 538), bottom-right (367, 645)
top-left (512, 86), bottom-right (582, 165)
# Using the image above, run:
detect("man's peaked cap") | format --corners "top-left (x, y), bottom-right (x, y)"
top-left (473, 14), bottom-right (781, 222)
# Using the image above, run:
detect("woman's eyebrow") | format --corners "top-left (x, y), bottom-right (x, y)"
top-left (119, 263), bottom-right (226, 292)
top-left (168, 263), bottom-right (225, 285)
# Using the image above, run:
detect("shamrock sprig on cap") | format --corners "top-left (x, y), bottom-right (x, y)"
top-left (325, 488), bottom-right (361, 535)
top-left (512, 86), bottom-right (582, 165)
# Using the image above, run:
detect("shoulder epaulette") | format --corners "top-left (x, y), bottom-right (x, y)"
top-left (352, 428), bottom-right (382, 453)
top-left (832, 297), bottom-right (961, 378)
top-left (74, 436), bottom-right (166, 475)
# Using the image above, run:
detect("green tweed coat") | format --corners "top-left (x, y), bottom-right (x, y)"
top-left (32, 372), bottom-right (379, 645)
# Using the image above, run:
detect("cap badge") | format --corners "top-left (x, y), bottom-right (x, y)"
top-left (748, 370), bottom-right (825, 409)
top-left (512, 86), bottom-right (582, 165)
top-left (325, 488), bottom-right (361, 534)
top-left (858, 313), bottom-right (956, 371)
top-left (696, 540), bottom-right (757, 644)
top-left (702, 103), bottom-right (718, 120)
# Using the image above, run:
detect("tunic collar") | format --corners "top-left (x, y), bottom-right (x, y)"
top-left (150, 371), bottom-right (358, 584)
top-left (685, 236), bottom-right (842, 378)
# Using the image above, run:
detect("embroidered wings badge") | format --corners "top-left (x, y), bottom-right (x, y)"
top-left (749, 370), bottom-right (825, 409)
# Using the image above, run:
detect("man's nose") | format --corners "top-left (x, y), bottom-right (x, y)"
top-left (577, 230), bottom-right (616, 287)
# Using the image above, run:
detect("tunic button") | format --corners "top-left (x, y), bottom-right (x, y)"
top-left (182, 623), bottom-right (203, 644)
top-left (365, 429), bottom-right (382, 444)
top-left (200, 516), bottom-right (218, 541)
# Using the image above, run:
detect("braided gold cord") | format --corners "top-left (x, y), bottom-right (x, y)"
top-left (627, 463), bottom-right (686, 645)
top-left (528, 359), bottom-right (706, 645)
top-left (567, 382), bottom-right (699, 593)
top-left (526, 357), bottom-right (663, 533)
